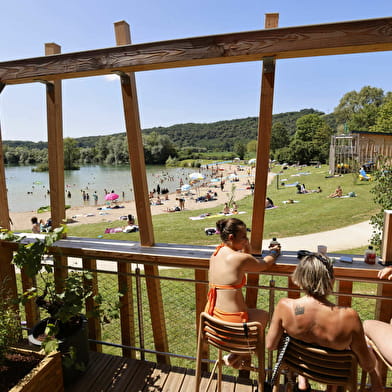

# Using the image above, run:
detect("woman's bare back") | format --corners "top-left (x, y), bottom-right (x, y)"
top-left (280, 296), bottom-right (357, 350)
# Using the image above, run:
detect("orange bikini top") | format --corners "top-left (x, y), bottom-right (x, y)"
top-left (206, 243), bottom-right (246, 315)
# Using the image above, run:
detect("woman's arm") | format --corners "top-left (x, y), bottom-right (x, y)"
top-left (242, 245), bottom-right (280, 273)
top-left (266, 299), bottom-right (286, 350)
top-left (349, 309), bottom-right (377, 372)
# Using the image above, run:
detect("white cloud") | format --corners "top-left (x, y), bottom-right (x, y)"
top-left (103, 74), bottom-right (120, 82)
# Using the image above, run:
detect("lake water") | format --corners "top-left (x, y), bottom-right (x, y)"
top-left (4, 165), bottom-right (206, 212)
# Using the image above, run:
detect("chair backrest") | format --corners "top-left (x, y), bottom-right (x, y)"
top-left (195, 312), bottom-right (265, 392)
top-left (200, 312), bottom-right (264, 355)
top-left (283, 337), bottom-right (358, 392)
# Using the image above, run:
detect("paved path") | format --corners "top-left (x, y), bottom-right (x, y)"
top-left (261, 220), bottom-right (373, 253)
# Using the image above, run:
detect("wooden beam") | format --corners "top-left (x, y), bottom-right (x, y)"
top-left (1, 17), bottom-right (391, 85)
top-left (0, 123), bottom-right (11, 231)
top-left (114, 22), bottom-right (169, 365)
top-left (381, 210), bottom-right (392, 264)
top-left (114, 21), bottom-right (155, 246)
top-left (45, 43), bottom-right (68, 289)
top-left (83, 258), bottom-right (102, 352)
top-left (45, 43), bottom-right (66, 231)
top-left (195, 269), bottom-right (209, 372)
top-left (0, 123), bottom-right (18, 304)
top-left (117, 260), bottom-right (135, 358)
top-left (246, 13), bottom-right (278, 308)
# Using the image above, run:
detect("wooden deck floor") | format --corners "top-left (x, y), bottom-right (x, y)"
top-left (65, 351), bottom-right (258, 392)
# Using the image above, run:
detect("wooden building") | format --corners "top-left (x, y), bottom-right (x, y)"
top-left (329, 131), bottom-right (392, 174)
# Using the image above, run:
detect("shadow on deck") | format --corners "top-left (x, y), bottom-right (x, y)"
top-left (65, 351), bottom-right (257, 391)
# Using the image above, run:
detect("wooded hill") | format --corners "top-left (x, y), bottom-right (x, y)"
top-left (4, 108), bottom-right (321, 151)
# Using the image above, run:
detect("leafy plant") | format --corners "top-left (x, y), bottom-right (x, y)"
top-left (0, 284), bottom-right (21, 364)
top-left (370, 157), bottom-right (392, 252)
top-left (0, 226), bottom-right (121, 356)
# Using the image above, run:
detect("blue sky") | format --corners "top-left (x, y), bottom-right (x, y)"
top-left (0, 0), bottom-right (391, 142)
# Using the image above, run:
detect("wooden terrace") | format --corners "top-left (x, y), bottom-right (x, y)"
top-left (1, 12), bottom-right (392, 392)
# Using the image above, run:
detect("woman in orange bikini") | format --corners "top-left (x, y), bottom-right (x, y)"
top-left (205, 217), bottom-right (280, 368)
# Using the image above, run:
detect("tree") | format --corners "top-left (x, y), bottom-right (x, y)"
top-left (234, 141), bottom-right (246, 160)
top-left (270, 122), bottom-right (290, 152)
top-left (288, 114), bottom-right (331, 164)
top-left (370, 158), bottom-right (392, 251)
top-left (143, 132), bottom-right (177, 164)
top-left (333, 86), bottom-right (385, 132)
top-left (246, 139), bottom-right (257, 154)
top-left (63, 138), bottom-right (80, 170)
top-left (370, 96), bottom-right (392, 133)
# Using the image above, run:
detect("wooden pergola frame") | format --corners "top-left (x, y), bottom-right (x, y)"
top-left (1, 14), bottom-right (392, 367)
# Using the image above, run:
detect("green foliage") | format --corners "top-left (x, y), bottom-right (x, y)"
top-left (233, 140), bottom-right (246, 160)
top-left (64, 137), bottom-right (80, 170)
top-left (0, 286), bottom-right (21, 364)
top-left (370, 157), bottom-right (392, 251)
top-left (333, 86), bottom-right (385, 132)
top-left (370, 97), bottom-right (392, 133)
top-left (288, 114), bottom-right (332, 164)
top-left (2, 225), bottom-right (120, 357)
top-left (32, 162), bottom-right (49, 172)
top-left (270, 122), bottom-right (290, 152)
top-left (143, 131), bottom-right (178, 164)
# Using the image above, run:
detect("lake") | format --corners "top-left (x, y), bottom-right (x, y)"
top-left (4, 165), bottom-right (207, 213)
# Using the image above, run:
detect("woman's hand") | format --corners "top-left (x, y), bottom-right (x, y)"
top-left (378, 266), bottom-right (392, 280)
top-left (269, 244), bottom-right (281, 259)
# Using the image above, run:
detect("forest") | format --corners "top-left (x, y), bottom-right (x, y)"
top-left (2, 86), bottom-right (392, 168)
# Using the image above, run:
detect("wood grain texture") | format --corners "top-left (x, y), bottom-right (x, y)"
top-left (1, 17), bottom-right (391, 85)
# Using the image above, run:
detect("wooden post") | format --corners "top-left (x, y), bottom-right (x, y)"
top-left (82, 258), bottom-right (102, 352)
top-left (45, 43), bottom-right (68, 291)
top-left (0, 119), bottom-right (20, 311)
top-left (114, 21), bottom-right (169, 364)
top-left (45, 43), bottom-right (66, 231)
top-left (246, 13), bottom-right (279, 308)
top-left (337, 281), bottom-right (353, 307)
top-left (114, 21), bottom-right (154, 247)
top-left (376, 209), bottom-right (392, 330)
top-left (381, 210), bottom-right (392, 264)
top-left (195, 269), bottom-right (209, 372)
top-left (117, 261), bottom-right (135, 358)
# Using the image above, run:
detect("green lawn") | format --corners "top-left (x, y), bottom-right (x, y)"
top-left (66, 165), bottom-right (378, 252)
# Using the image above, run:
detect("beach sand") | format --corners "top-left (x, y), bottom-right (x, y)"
top-left (10, 165), bottom-right (267, 231)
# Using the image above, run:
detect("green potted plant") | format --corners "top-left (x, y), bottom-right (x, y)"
top-left (0, 226), bottom-right (121, 385)
top-left (0, 284), bottom-right (64, 391)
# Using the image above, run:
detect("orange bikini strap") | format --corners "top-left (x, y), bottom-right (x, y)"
top-left (213, 243), bottom-right (226, 256)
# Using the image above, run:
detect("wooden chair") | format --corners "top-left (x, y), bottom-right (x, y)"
top-left (195, 311), bottom-right (265, 392)
top-left (273, 336), bottom-right (365, 392)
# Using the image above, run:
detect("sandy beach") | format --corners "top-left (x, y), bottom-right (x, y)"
top-left (9, 164), bottom-right (263, 231)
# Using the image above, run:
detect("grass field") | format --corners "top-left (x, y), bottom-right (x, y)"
top-left (66, 164), bottom-right (378, 252)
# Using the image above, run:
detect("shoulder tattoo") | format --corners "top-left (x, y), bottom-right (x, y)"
top-left (294, 305), bottom-right (305, 315)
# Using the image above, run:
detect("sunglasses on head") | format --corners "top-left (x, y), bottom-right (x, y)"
top-left (297, 250), bottom-right (332, 270)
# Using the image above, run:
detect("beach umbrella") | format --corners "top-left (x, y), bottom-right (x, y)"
top-left (189, 172), bottom-right (205, 181)
top-left (248, 158), bottom-right (256, 165)
top-left (181, 184), bottom-right (192, 192)
top-left (105, 193), bottom-right (119, 201)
